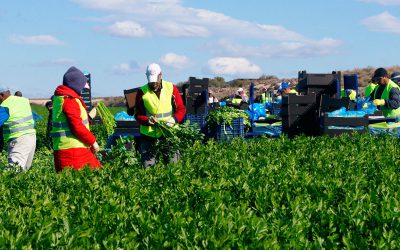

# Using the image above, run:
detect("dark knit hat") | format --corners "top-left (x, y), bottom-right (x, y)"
top-left (371, 67), bottom-right (388, 83)
top-left (63, 66), bottom-right (87, 94)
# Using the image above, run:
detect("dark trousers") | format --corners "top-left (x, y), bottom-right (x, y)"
top-left (139, 135), bottom-right (179, 168)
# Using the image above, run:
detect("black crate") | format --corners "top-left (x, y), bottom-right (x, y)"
top-left (116, 120), bottom-right (138, 128)
top-left (188, 77), bottom-right (209, 92)
top-left (282, 114), bottom-right (319, 137)
top-left (216, 118), bottom-right (245, 142)
top-left (280, 103), bottom-right (316, 116)
top-left (186, 96), bottom-right (207, 114)
top-left (114, 127), bottom-right (140, 134)
top-left (81, 73), bottom-right (92, 112)
top-left (319, 95), bottom-right (351, 114)
top-left (321, 115), bottom-right (368, 136)
top-left (281, 93), bottom-right (316, 105)
top-left (281, 93), bottom-right (318, 137)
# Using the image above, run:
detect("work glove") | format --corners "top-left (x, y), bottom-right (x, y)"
top-left (373, 99), bottom-right (385, 106)
top-left (166, 117), bottom-right (176, 128)
top-left (88, 107), bottom-right (97, 119)
top-left (91, 141), bottom-right (100, 153)
top-left (362, 103), bottom-right (368, 109)
top-left (148, 116), bottom-right (157, 125)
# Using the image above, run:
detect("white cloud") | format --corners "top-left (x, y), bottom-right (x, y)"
top-left (73, 0), bottom-right (306, 41)
top-left (160, 53), bottom-right (190, 69)
top-left (207, 38), bottom-right (342, 58)
top-left (359, 0), bottom-right (400, 5)
top-left (112, 62), bottom-right (140, 74)
top-left (362, 12), bottom-right (400, 33)
top-left (73, 0), bottom-right (342, 57)
top-left (207, 57), bottom-right (262, 77)
top-left (9, 35), bottom-right (64, 45)
top-left (102, 21), bottom-right (147, 37)
top-left (155, 21), bottom-right (209, 37)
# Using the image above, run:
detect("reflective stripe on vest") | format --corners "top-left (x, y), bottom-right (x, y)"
top-left (51, 131), bottom-right (74, 137)
top-left (51, 95), bottom-right (91, 150)
top-left (52, 119), bottom-right (89, 128)
top-left (140, 81), bottom-right (174, 138)
top-left (374, 80), bottom-right (400, 117)
top-left (145, 111), bottom-right (172, 119)
top-left (5, 115), bottom-right (33, 127)
top-left (4, 124), bottom-right (35, 134)
top-left (0, 96), bottom-right (35, 141)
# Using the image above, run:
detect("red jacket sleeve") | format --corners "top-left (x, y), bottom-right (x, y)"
top-left (134, 89), bottom-right (150, 126)
top-left (172, 85), bottom-right (186, 123)
top-left (62, 98), bottom-right (96, 146)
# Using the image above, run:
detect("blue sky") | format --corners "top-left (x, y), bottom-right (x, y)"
top-left (1, 0), bottom-right (399, 97)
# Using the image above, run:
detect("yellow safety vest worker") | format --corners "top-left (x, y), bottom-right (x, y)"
top-left (51, 96), bottom-right (90, 150)
top-left (140, 81), bottom-right (174, 138)
top-left (340, 89), bottom-right (356, 100)
top-left (1, 96), bottom-right (35, 142)
top-left (261, 93), bottom-right (266, 104)
top-left (373, 79), bottom-right (400, 117)
top-left (365, 83), bottom-right (377, 98)
top-left (232, 98), bottom-right (243, 104)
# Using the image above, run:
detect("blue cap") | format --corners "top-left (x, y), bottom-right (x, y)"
top-left (278, 82), bottom-right (290, 92)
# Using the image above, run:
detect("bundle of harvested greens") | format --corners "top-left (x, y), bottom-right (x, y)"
top-left (96, 101), bottom-right (116, 136)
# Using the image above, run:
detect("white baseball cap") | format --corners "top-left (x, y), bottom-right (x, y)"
top-left (146, 63), bottom-right (161, 83)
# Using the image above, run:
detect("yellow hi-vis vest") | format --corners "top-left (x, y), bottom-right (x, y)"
top-left (374, 79), bottom-right (400, 117)
top-left (232, 98), bottom-right (242, 104)
top-left (1, 96), bottom-right (35, 142)
top-left (140, 81), bottom-right (174, 138)
top-left (365, 83), bottom-right (377, 98)
top-left (51, 96), bottom-right (90, 150)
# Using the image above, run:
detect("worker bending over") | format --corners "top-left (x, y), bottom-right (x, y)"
top-left (0, 86), bottom-right (36, 171)
top-left (370, 68), bottom-right (400, 117)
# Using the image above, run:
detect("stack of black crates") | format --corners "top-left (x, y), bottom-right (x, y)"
top-left (184, 77), bottom-right (209, 115)
top-left (281, 93), bottom-right (318, 138)
top-left (181, 77), bottom-right (209, 132)
top-left (82, 72), bottom-right (92, 112)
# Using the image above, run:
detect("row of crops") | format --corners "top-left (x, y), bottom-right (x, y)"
top-left (0, 105), bottom-right (399, 248)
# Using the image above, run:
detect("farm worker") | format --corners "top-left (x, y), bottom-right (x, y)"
top-left (278, 82), bottom-right (297, 96)
top-left (208, 89), bottom-right (218, 104)
top-left (51, 66), bottom-right (101, 172)
top-left (45, 96), bottom-right (54, 149)
top-left (364, 82), bottom-right (377, 98)
top-left (370, 67), bottom-right (400, 117)
top-left (0, 86), bottom-right (36, 171)
top-left (340, 89), bottom-right (356, 100)
top-left (135, 63), bottom-right (186, 168)
top-left (232, 88), bottom-right (248, 104)
top-left (391, 71), bottom-right (400, 85)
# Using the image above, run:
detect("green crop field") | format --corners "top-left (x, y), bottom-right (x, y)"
top-left (1, 105), bottom-right (400, 248)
